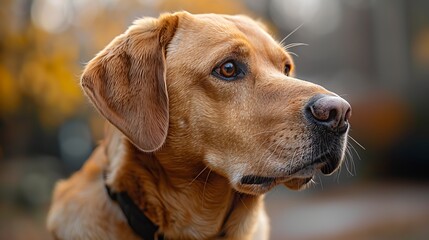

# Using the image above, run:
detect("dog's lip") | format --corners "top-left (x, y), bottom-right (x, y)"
top-left (240, 175), bottom-right (276, 185)
top-left (236, 169), bottom-right (317, 195)
top-left (237, 152), bottom-right (341, 193)
top-left (239, 156), bottom-right (330, 187)
top-left (238, 174), bottom-right (314, 194)
top-left (239, 167), bottom-right (317, 187)
top-left (283, 177), bottom-right (313, 190)
top-left (287, 152), bottom-right (339, 176)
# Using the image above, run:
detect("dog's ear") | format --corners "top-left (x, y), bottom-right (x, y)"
top-left (81, 14), bottom-right (179, 152)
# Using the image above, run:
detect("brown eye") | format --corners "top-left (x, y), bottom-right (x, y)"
top-left (284, 64), bottom-right (291, 76)
top-left (212, 60), bottom-right (245, 81)
top-left (220, 61), bottom-right (236, 78)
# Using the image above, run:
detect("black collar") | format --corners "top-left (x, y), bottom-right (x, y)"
top-left (105, 185), bottom-right (164, 240)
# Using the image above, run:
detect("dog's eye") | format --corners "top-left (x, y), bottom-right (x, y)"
top-left (284, 64), bottom-right (292, 76)
top-left (212, 60), bottom-right (244, 81)
top-left (220, 62), bottom-right (236, 78)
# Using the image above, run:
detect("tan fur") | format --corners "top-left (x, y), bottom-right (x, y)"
top-left (48, 12), bottom-right (346, 239)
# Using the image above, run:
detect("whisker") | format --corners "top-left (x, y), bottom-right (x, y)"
top-left (275, 140), bottom-right (288, 169)
top-left (256, 136), bottom-right (283, 171)
top-left (317, 174), bottom-right (324, 190)
top-left (348, 135), bottom-right (366, 150)
top-left (344, 157), bottom-right (353, 177)
top-left (239, 195), bottom-right (249, 211)
top-left (253, 142), bottom-right (271, 174)
top-left (280, 22), bottom-right (305, 45)
top-left (266, 139), bottom-right (285, 163)
top-left (310, 178), bottom-right (317, 189)
top-left (284, 42), bottom-right (309, 50)
top-left (343, 145), bottom-right (354, 176)
top-left (348, 142), bottom-right (362, 161)
top-left (287, 51), bottom-right (299, 57)
top-left (336, 163), bottom-right (342, 183)
top-left (289, 148), bottom-right (298, 172)
top-left (202, 169), bottom-right (212, 209)
top-left (253, 129), bottom-right (280, 158)
top-left (349, 150), bottom-right (357, 175)
top-left (257, 138), bottom-right (284, 177)
top-left (188, 166), bottom-right (209, 186)
top-left (348, 144), bottom-right (357, 176)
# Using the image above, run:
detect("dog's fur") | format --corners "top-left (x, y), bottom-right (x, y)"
top-left (47, 12), bottom-right (350, 240)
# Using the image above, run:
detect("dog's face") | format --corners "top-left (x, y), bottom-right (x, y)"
top-left (81, 12), bottom-right (351, 195)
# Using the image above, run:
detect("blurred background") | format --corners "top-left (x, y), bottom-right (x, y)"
top-left (1, 0), bottom-right (428, 239)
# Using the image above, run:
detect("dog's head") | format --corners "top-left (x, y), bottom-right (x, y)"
top-left (81, 12), bottom-right (351, 195)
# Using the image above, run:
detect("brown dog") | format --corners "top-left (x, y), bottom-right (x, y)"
top-left (47, 12), bottom-right (351, 240)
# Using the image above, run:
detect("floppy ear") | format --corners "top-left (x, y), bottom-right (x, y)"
top-left (81, 14), bottom-right (178, 152)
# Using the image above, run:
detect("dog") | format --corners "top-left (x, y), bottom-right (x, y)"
top-left (47, 12), bottom-right (351, 240)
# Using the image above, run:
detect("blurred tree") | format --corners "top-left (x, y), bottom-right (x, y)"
top-left (1, 0), bottom-right (82, 128)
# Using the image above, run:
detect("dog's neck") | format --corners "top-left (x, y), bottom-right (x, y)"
top-left (104, 129), bottom-right (262, 239)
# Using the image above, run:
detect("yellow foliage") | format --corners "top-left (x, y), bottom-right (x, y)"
top-left (18, 50), bottom-right (84, 127)
top-left (0, 66), bottom-right (21, 114)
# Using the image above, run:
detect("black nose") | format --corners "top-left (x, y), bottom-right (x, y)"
top-left (306, 95), bottom-right (352, 133)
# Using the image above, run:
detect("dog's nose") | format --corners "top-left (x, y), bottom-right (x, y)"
top-left (306, 95), bottom-right (351, 133)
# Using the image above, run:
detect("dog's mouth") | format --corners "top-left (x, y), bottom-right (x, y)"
top-left (240, 174), bottom-right (313, 187)
top-left (240, 175), bottom-right (276, 185)
top-left (238, 174), bottom-right (314, 194)
top-left (238, 152), bottom-right (342, 193)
